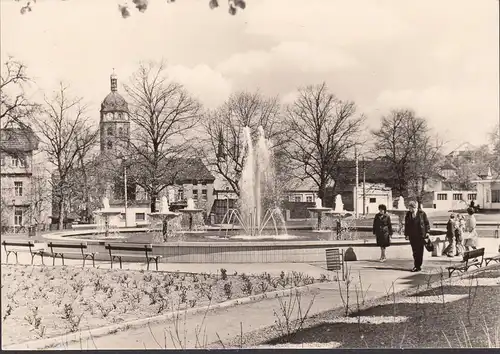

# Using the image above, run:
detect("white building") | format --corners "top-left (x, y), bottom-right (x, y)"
top-left (432, 190), bottom-right (477, 211)
top-left (473, 168), bottom-right (500, 210)
top-left (353, 183), bottom-right (393, 214)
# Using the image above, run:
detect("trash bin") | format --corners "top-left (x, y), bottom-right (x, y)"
top-left (431, 237), bottom-right (442, 257)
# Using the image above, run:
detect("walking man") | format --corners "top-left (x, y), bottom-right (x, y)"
top-left (404, 200), bottom-right (430, 272)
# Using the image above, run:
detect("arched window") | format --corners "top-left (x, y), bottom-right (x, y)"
top-left (107, 126), bottom-right (113, 136)
top-left (107, 141), bottom-right (113, 149)
top-left (118, 127), bottom-right (123, 136)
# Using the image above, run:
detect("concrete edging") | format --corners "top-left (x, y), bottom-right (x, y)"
top-left (3, 283), bottom-right (319, 350)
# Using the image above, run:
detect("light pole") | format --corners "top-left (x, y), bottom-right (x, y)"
top-left (355, 146), bottom-right (359, 218)
top-left (120, 155), bottom-right (129, 227)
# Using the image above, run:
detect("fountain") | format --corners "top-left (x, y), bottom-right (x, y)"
top-left (178, 198), bottom-right (204, 232)
top-left (231, 126), bottom-right (289, 237)
top-left (148, 196), bottom-right (181, 241)
top-left (388, 196), bottom-right (408, 235)
top-left (93, 197), bottom-right (123, 238)
top-left (307, 197), bottom-right (333, 230)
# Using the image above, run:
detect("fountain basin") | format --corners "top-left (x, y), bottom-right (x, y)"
top-left (38, 226), bottom-right (459, 265)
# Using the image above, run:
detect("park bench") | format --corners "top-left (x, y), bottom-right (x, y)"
top-left (47, 241), bottom-right (98, 267)
top-left (484, 253), bottom-right (500, 266)
top-left (446, 247), bottom-right (485, 278)
top-left (105, 243), bottom-right (162, 270)
top-left (2, 240), bottom-right (45, 265)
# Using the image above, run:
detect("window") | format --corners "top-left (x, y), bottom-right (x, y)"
top-left (467, 194), bottom-right (477, 201)
top-left (201, 181), bottom-right (207, 186)
top-left (306, 195), bottom-right (313, 202)
top-left (14, 181), bottom-right (23, 196)
top-left (14, 207), bottom-right (23, 226)
top-left (0, 156), bottom-right (4, 166)
top-left (11, 157), bottom-right (18, 167)
top-left (289, 195), bottom-right (294, 202)
top-left (486, 190), bottom-right (490, 202)
top-left (178, 189), bottom-right (184, 201)
top-left (192, 189), bottom-right (198, 200)
top-left (201, 189), bottom-right (207, 201)
top-left (369, 198), bottom-right (376, 203)
top-left (193, 181), bottom-right (198, 186)
top-left (492, 190), bottom-right (500, 203)
top-left (135, 213), bottom-right (145, 221)
top-left (107, 126), bottom-right (113, 136)
top-left (107, 141), bottom-right (113, 149)
top-left (118, 127), bottom-right (123, 136)
top-left (437, 193), bottom-right (447, 201)
top-left (294, 195), bottom-right (302, 202)
top-left (453, 193), bottom-right (463, 201)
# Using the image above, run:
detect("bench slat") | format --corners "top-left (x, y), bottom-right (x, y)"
top-left (48, 243), bottom-right (88, 249)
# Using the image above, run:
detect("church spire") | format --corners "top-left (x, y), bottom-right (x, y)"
top-left (110, 68), bottom-right (117, 92)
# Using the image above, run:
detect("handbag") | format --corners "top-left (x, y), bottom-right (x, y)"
top-left (424, 237), bottom-right (434, 252)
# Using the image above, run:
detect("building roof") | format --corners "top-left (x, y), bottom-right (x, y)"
top-left (100, 92), bottom-right (129, 113)
top-left (174, 158), bottom-right (215, 183)
top-left (0, 127), bottom-right (39, 153)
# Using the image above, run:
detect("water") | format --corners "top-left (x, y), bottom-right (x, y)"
top-left (238, 126), bottom-right (285, 236)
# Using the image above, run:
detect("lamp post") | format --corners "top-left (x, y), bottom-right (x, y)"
top-left (119, 155), bottom-right (129, 227)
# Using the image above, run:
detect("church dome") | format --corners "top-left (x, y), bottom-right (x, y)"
top-left (100, 71), bottom-right (129, 113)
top-left (101, 92), bottom-right (129, 113)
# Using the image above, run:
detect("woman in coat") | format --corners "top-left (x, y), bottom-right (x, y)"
top-left (373, 204), bottom-right (393, 262)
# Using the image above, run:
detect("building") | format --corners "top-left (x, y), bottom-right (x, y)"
top-left (432, 190), bottom-right (477, 211)
top-left (284, 177), bottom-right (318, 203)
top-left (473, 168), bottom-right (500, 211)
top-left (0, 126), bottom-right (48, 232)
top-left (352, 183), bottom-right (393, 214)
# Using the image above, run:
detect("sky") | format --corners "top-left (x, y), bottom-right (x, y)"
top-left (1, 0), bottom-right (499, 152)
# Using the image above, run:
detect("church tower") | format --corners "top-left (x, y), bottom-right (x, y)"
top-left (99, 71), bottom-right (130, 156)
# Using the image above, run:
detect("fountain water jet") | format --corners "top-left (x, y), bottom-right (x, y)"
top-left (221, 126), bottom-right (286, 238)
top-left (179, 198), bottom-right (204, 232)
top-left (93, 197), bottom-right (122, 238)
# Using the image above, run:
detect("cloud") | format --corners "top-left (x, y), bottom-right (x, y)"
top-left (166, 64), bottom-right (233, 109)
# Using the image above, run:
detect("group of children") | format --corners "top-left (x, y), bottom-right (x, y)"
top-left (442, 207), bottom-right (478, 257)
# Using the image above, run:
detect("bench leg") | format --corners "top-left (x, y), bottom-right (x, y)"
top-left (110, 257), bottom-right (113, 269)
top-left (5, 251), bottom-right (10, 264)
top-left (15, 252), bottom-right (18, 264)
top-left (82, 256), bottom-right (86, 268)
top-left (92, 255), bottom-right (96, 268)
top-left (40, 253), bottom-right (45, 266)
top-left (30, 253), bottom-right (35, 265)
top-left (146, 258), bottom-right (150, 271)
top-left (61, 254), bottom-right (65, 266)
top-left (155, 258), bottom-right (159, 271)
top-left (119, 257), bottom-right (122, 269)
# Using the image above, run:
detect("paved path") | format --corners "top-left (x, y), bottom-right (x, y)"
top-left (2, 246), bottom-right (466, 350)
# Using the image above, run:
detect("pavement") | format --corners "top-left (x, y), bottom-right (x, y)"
top-left (1, 246), bottom-right (477, 350)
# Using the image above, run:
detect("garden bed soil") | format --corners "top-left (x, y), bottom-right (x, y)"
top-left (1, 264), bottom-right (319, 346)
top-left (216, 266), bottom-right (500, 349)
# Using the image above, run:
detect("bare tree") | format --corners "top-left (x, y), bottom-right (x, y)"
top-left (202, 91), bottom-right (289, 199)
top-left (34, 83), bottom-right (98, 230)
top-left (123, 61), bottom-right (202, 212)
top-left (17, 0), bottom-right (247, 18)
top-left (284, 83), bottom-right (365, 204)
top-left (490, 124), bottom-right (500, 179)
top-left (372, 109), bottom-right (444, 205)
top-left (1, 57), bottom-right (40, 156)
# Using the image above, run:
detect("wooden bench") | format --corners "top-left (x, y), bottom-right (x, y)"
top-left (484, 254), bottom-right (500, 266)
top-left (2, 240), bottom-right (45, 265)
top-left (47, 242), bottom-right (98, 267)
top-left (105, 243), bottom-right (162, 271)
top-left (446, 247), bottom-right (485, 278)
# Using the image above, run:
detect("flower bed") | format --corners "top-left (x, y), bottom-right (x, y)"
top-left (1, 265), bottom-right (318, 346)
